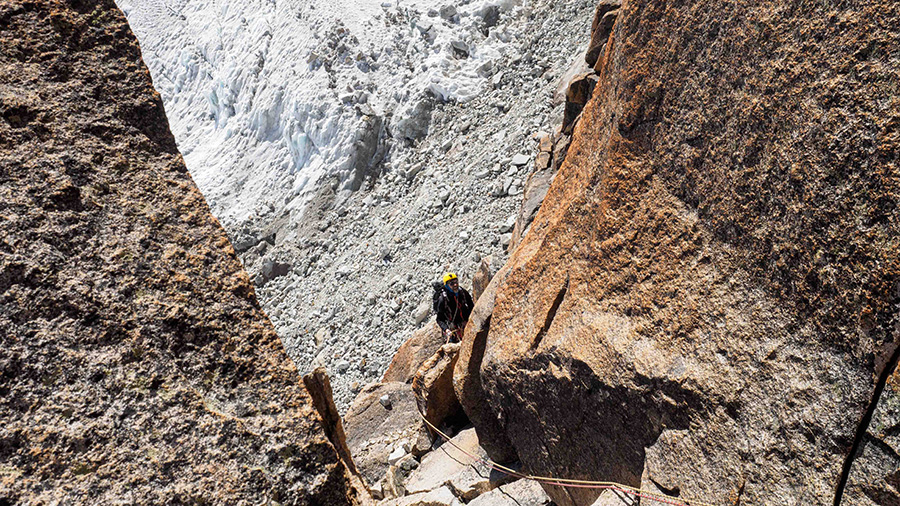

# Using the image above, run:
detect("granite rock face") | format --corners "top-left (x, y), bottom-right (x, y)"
top-left (461, 0), bottom-right (900, 505)
top-left (0, 1), bottom-right (360, 504)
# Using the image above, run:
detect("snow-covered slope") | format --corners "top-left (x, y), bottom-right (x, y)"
top-left (119, 0), bottom-right (523, 226)
top-left (119, 0), bottom-right (596, 408)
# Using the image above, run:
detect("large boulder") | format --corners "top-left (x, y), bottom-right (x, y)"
top-left (383, 322), bottom-right (445, 383)
top-left (0, 2), bottom-right (362, 504)
top-left (413, 343), bottom-right (465, 433)
top-left (467, 479), bottom-right (553, 506)
top-left (466, 1), bottom-right (900, 505)
top-left (344, 382), bottom-right (429, 487)
top-left (405, 428), bottom-right (514, 500)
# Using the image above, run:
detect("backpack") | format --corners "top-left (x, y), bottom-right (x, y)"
top-left (431, 281), bottom-right (445, 314)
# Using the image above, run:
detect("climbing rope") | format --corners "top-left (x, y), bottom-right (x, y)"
top-left (419, 415), bottom-right (718, 506)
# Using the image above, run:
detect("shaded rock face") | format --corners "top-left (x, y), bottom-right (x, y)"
top-left (463, 1), bottom-right (900, 505)
top-left (0, 2), bottom-right (359, 504)
top-left (343, 382), bottom-right (425, 488)
top-left (412, 343), bottom-right (464, 434)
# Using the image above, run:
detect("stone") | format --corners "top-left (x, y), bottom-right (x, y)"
top-left (336, 360), bottom-right (352, 373)
top-left (379, 486), bottom-right (462, 506)
top-left (587, 490), bottom-right (632, 505)
top-left (414, 298), bottom-right (433, 325)
top-left (439, 5), bottom-right (458, 21)
top-left (388, 446), bottom-right (407, 466)
top-left (383, 322), bottom-right (445, 383)
top-left (500, 215), bottom-right (517, 233)
top-left (451, 40), bottom-right (469, 59)
top-left (453, 265), bottom-right (518, 464)
top-left (344, 382), bottom-right (423, 487)
top-left (302, 368), bottom-right (360, 475)
top-left (380, 394), bottom-right (393, 408)
top-left (467, 479), bottom-right (553, 506)
top-left (481, 5), bottom-right (500, 29)
top-left (471, 256), bottom-right (493, 304)
top-left (584, 0), bottom-right (621, 68)
top-left (412, 343), bottom-right (464, 433)
top-left (510, 153), bottom-right (531, 166)
top-left (405, 428), bottom-right (513, 499)
top-left (465, 2), bottom-right (900, 504)
top-left (562, 72), bottom-right (599, 135)
top-left (0, 2), bottom-right (363, 503)
top-left (315, 327), bottom-right (331, 346)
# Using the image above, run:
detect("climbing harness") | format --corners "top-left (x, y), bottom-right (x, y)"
top-left (419, 415), bottom-right (718, 506)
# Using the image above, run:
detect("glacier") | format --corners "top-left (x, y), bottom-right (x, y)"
top-left (118, 0), bottom-right (597, 408)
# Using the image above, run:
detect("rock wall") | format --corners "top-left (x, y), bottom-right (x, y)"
top-left (458, 0), bottom-right (900, 505)
top-left (0, 1), bottom-right (361, 504)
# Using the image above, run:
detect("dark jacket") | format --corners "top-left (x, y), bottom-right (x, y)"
top-left (435, 286), bottom-right (474, 332)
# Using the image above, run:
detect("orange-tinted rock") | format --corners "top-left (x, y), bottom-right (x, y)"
top-left (585, 1), bottom-right (620, 68)
top-left (412, 343), bottom-right (465, 434)
top-left (472, 256), bottom-right (494, 304)
top-left (383, 322), bottom-right (444, 383)
top-left (453, 265), bottom-right (518, 464)
top-left (562, 73), bottom-right (599, 135)
top-left (0, 2), bottom-right (361, 504)
top-left (475, 1), bottom-right (900, 505)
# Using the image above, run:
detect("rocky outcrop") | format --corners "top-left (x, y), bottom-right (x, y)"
top-left (412, 343), bottom-right (464, 434)
top-left (383, 322), bottom-right (445, 383)
top-left (344, 382), bottom-right (429, 489)
top-left (453, 266), bottom-right (518, 464)
top-left (460, 0), bottom-right (900, 505)
top-left (584, 0), bottom-right (621, 68)
top-left (0, 1), bottom-right (361, 504)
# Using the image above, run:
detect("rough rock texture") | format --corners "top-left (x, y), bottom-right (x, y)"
top-left (453, 265), bottom-right (517, 464)
top-left (0, 1), bottom-right (361, 504)
top-left (383, 322), bottom-right (444, 384)
top-left (405, 428), bottom-right (512, 500)
top-left (378, 486), bottom-right (462, 506)
top-left (304, 367), bottom-right (361, 476)
top-left (463, 0), bottom-right (900, 505)
top-left (471, 257), bottom-right (494, 305)
top-left (584, 0), bottom-right (621, 68)
top-left (344, 382), bottom-right (426, 487)
top-left (413, 343), bottom-right (464, 434)
top-left (467, 479), bottom-right (553, 506)
top-left (509, 135), bottom-right (557, 252)
top-left (843, 360), bottom-right (900, 504)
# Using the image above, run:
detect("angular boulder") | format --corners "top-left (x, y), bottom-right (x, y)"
top-left (383, 322), bottom-right (445, 383)
top-left (344, 382), bottom-right (428, 487)
top-left (467, 479), bottom-right (553, 506)
top-left (468, 1), bottom-right (900, 505)
top-left (405, 428), bottom-right (513, 500)
top-left (413, 343), bottom-right (465, 433)
top-left (585, 2), bottom-right (620, 68)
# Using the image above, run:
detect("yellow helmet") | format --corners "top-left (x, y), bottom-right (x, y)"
top-left (443, 272), bottom-right (458, 284)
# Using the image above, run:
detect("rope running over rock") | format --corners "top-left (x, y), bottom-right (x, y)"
top-left (419, 415), bottom-right (717, 506)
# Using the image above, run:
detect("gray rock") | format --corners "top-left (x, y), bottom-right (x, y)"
top-left (510, 153), bottom-right (531, 166)
top-left (468, 478), bottom-right (552, 506)
top-left (440, 5), bottom-right (458, 21)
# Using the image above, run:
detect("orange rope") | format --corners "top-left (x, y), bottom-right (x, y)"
top-left (419, 415), bottom-right (717, 506)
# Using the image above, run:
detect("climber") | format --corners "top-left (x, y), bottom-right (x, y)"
top-left (435, 272), bottom-right (474, 343)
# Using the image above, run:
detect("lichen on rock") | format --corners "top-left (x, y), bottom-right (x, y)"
top-left (0, 1), bottom-right (361, 504)
top-left (459, 0), bottom-right (900, 504)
